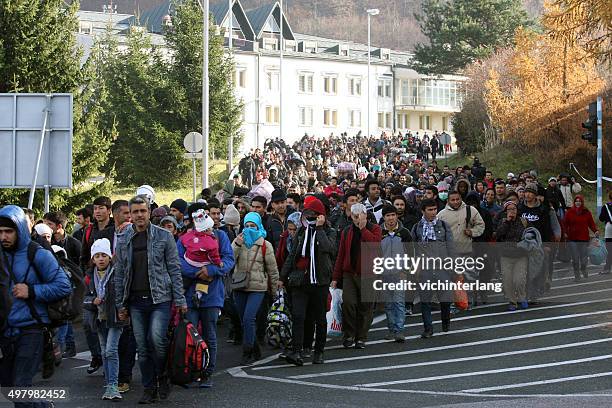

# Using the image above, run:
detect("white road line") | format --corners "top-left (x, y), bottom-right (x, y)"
top-left (288, 337), bottom-right (612, 380)
top-left (232, 366), bottom-right (612, 398)
top-left (405, 287), bottom-right (612, 319)
top-left (328, 308), bottom-right (612, 351)
top-left (461, 371), bottom-right (612, 393)
top-left (251, 322), bottom-right (610, 371)
top-left (487, 278), bottom-right (609, 300)
top-left (356, 354), bottom-right (612, 388)
top-left (370, 298), bottom-right (612, 332)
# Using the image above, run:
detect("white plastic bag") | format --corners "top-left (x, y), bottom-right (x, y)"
top-left (326, 288), bottom-right (343, 337)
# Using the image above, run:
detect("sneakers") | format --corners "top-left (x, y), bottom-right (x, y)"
top-left (421, 328), bottom-right (434, 339)
top-left (87, 357), bottom-right (103, 375)
top-left (102, 385), bottom-right (122, 401)
top-left (394, 334), bottom-right (406, 343)
top-left (62, 346), bottom-right (76, 359)
top-left (442, 320), bottom-right (450, 332)
top-left (158, 376), bottom-right (171, 400)
top-left (285, 350), bottom-right (304, 367)
top-left (405, 304), bottom-right (413, 316)
top-left (240, 346), bottom-right (256, 366)
top-left (138, 388), bottom-right (159, 405)
top-left (342, 338), bottom-right (355, 349)
top-left (354, 341), bottom-right (366, 349)
top-left (384, 333), bottom-right (395, 341)
top-left (508, 303), bottom-right (517, 312)
top-left (312, 351), bottom-right (324, 364)
top-left (302, 348), bottom-right (312, 359)
top-left (199, 376), bottom-right (213, 388)
top-left (519, 301), bottom-right (529, 310)
top-left (117, 383), bottom-right (130, 393)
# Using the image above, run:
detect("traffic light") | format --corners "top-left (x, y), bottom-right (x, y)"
top-left (581, 101), bottom-right (597, 146)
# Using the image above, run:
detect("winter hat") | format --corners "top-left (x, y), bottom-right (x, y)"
top-left (223, 204), bottom-right (241, 226)
top-left (151, 207), bottom-right (168, 219)
top-left (548, 177), bottom-right (557, 183)
top-left (287, 212), bottom-right (302, 226)
top-left (192, 209), bottom-right (214, 232)
top-left (503, 200), bottom-right (517, 211)
top-left (271, 189), bottom-right (287, 203)
top-left (507, 172), bottom-right (515, 179)
top-left (136, 185), bottom-right (156, 204)
top-left (91, 238), bottom-right (112, 259)
top-left (34, 223), bottom-right (52, 237)
top-left (0, 217), bottom-right (17, 230)
top-left (524, 183), bottom-right (538, 195)
top-left (303, 197), bottom-right (326, 215)
top-left (160, 215), bottom-right (178, 228)
top-left (170, 199), bottom-right (188, 214)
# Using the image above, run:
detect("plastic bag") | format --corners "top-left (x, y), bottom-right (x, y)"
top-left (454, 275), bottom-right (469, 311)
top-left (326, 288), bottom-right (343, 337)
top-left (589, 238), bottom-right (608, 266)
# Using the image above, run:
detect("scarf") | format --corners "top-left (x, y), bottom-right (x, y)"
top-left (242, 212), bottom-right (267, 248)
top-left (93, 266), bottom-right (113, 304)
top-left (421, 216), bottom-right (437, 242)
top-left (301, 224), bottom-right (317, 284)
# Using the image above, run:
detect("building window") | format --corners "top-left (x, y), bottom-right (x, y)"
top-left (79, 21), bottom-right (93, 35)
top-left (298, 106), bottom-right (313, 126)
top-left (340, 46), bottom-right (349, 57)
top-left (349, 77), bottom-right (361, 96)
top-left (284, 40), bottom-right (297, 52)
top-left (298, 72), bottom-right (314, 93)
top-left (349, 109), bottom-right (361, 127)
top-left (419, 115), bottom-right (431, 130)
top-left (266, 70), bottom-right (279, 92)
top-left (323, 75), bottom-right (337, 95)
top-left (235, 68), bottom-right (246, 88)
top-left (303, 41), bottom-right (317, 53)
top-left (377, 79), bottom-right (391, 98)
top-left (263, 37), bottom-right (279, 51)
top-left (265, 105), bottom-right (280, 125)
top-left (385, 112), bottom-right (392, 129)
top-left (442, 116), bottom-right (449, 131)
top-left (323, 109), bottom-right (338, 126)
top-left (397, 113), bottom-right (409, 129)
top-left (378, 112), bottom-right (385, 128)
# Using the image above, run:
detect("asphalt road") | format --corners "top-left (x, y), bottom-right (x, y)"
top-left (9, 260), bottom-right (612, 408)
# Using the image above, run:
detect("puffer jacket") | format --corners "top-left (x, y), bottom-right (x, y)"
top-left (437, 201), bottom-right (485, 255)
top-left (114, 222), bottom-right (186, 309)
top-left (0, 205), bottom-right (71, 334)
top-left (280, 224), bottom-right (336, 287)
top-left (231, 237), bottom-right (279, 292)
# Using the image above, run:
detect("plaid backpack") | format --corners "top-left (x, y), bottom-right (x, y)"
top-left (266, 289), bottom-right (292, 348)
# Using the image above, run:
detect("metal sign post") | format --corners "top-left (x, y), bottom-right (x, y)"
top-left (28, 95), bottom-right (51, 209)
top-left (184, 132), bottom-right (204, 202)
top-left (596, 96), bottom-right (603, 215)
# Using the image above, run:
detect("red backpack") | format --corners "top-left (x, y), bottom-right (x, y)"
top-left (167, 318), bottom-right (210, 385)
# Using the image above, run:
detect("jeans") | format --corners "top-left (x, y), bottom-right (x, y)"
top-left (83, 308), bottom-right (101, 359)
top-left (186, 307), bottom-right (219, 376)
top-left (129, 297), bottom-right (171, 389)
top-left (501, 256), bottom-right (528, 304)
top-left (569, 240), bottom-right (589, 276)
top-left (233, 291), bottom-right (265, 347)
top-left (421, 302), bottom-right (451, 331)
top-left (384, 289), bottom-right (406, 334)
top-left (0, 329), bottom-right (49, 408)
top-left (55, 322), bottom-right (75, 352)
top-left (97, 325), bottom-right (123, 387)
top-left (118, 325), bottom-right (137, 384)
top-left (290, 285), bottom-right (327, 353)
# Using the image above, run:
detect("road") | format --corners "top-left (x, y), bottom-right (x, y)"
top-left (13, 260), bottom-right (612, 408)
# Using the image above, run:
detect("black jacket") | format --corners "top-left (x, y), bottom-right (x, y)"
top-left (280, 224), bottom-right (337, 287)
top-left (86, 266), bottom-right (128, 329)
top-left (52, 233), bottom-right (82, 266)
top-left (265, 209), bottom-right (295, 253)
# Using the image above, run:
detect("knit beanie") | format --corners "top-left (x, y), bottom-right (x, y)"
top-left (223, 204), bottom-right (241, 226)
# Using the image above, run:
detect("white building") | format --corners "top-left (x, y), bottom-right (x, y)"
top-left (77, 0), bottom-right (464, 153)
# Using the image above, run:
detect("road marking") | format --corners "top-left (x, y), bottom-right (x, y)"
top-left (251, 322), bottom-right (610, 371)
top-left (461, 371), bottom-right (612, 393)
top-left (288, 337), bottom-right (612, 379)
top-left (356, 354), bottom-right (612, 388)
top-left (487, 278), bottom-right (609, 300)
top-left (231, 366), bottom-right (612, 398)
top-left (371, 298), bottom-right (612, 332)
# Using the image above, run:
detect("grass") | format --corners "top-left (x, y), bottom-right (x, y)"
top-left (110, 160), bottom-right (230, 205)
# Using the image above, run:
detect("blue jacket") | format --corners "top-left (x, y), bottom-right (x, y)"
top-left (114, 222), bottom-right (187, 308)
top-left (178, 229), bottom-right (235, 309)
top-left (0, 205), bottom-right (71, 335)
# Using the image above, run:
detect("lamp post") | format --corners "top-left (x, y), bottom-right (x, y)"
top-left (199, 0), bottom-right (210, 189)
top-left (228, 0), bottom-right (233, 172)
top-left (279, 0), bottom-right (283, 142)
top-left (366, 8), bottom-right (379, 138)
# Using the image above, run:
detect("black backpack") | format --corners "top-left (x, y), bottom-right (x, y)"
top-left (26, 242), bottom-right (84, 327)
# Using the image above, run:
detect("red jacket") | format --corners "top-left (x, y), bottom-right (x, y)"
top-left (563, 204), bottom-right (597, 241)
top-left (333, 223), bottom-right (382, 281)
top-left (324, 185), bottom-right (343, 197)
top-left (275, 230), bottom-right (290, 270)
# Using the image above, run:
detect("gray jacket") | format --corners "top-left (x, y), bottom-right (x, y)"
top-left (411, 218), bottom-right (455, 282)
top-left (114, 222), bottom-right (186, 308)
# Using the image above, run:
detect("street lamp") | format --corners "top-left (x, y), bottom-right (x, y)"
top-left (366, 8), bottom-right (379, 138)
top-left (197, 0), bottom-right (210, 189)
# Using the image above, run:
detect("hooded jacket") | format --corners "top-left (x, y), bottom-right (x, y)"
top-left (563, 195), bottom-right (598, 241)
top-left (437, 201), bottom-right (485, 255)
top-left (0, 205), bottom-right (71, 333)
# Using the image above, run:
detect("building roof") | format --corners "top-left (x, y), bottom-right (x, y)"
top-left (244, 1), bottom-right (294, 40)
top-left (211, 0), bottom-right (256, 41)
top-left (128, 0), bottom-right (172, 34)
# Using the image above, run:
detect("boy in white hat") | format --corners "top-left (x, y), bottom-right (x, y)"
top-left (87, 238), bottom-right (128, 400)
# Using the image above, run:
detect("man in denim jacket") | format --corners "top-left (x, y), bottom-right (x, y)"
top-left (114, 196), bottom-right (186, 404)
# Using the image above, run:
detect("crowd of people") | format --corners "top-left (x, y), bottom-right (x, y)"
top-left (1, 131), bottom-right (611, 406)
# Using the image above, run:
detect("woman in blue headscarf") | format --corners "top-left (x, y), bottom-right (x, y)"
top-left (231, 212), bottom-right (281, 365)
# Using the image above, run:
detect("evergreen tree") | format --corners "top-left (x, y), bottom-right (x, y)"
top-left (99, 27), bottom-right (188, 187)
top-left (413, 0), bottom-right (532, 75)
top-left (164, 0), bottom-right (243, 159)
top-left (0, 0), bottom-right (112, 212)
